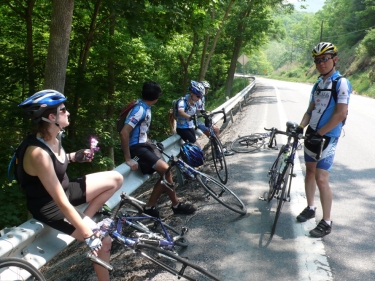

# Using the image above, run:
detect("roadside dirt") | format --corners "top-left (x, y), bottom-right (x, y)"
top-left (40, 100), bottom-right (250, 281)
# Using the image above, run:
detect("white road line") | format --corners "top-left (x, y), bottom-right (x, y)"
top-left (274, 85), bottom-right (333, 281)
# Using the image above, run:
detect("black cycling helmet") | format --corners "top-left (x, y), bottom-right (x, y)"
top-left (142, 81), bottom-right (162, 101)
top-left (180, 143), bottom-right (205, 167)
top-left (19, 89), bottom-right (66, 123)
top-left (312, 42), bottom-right (337, 57)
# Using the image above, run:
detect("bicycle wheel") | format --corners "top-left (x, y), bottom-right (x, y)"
top-left (271, 163), bottom-right (292, 236)
top-left (267, 146), bottom-right (285, 202)
top-left (0, 257), bottom-right (46, 281)
top-left (210, 135), bottom-right (228, 184)
top-left (136, 244), bottom-right (221, 281)
top-left (196, 173), bottom-right (247, 215)
top-left (119, 201), bottom-right (189, 248)
top-left (230, 134), bottom-right (265, 153)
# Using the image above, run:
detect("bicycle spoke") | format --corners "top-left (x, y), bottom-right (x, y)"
top-left (210, 136), bottom-right (228, 184)
top-left (137, 244), bottom-right (221, 281)
top-left (231, 134), bottom-right (265, 153)
top-left (197, 174), bottom-right (246, 215)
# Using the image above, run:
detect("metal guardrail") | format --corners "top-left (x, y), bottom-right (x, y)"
top-left (0, 76), bottom-right (256, 274)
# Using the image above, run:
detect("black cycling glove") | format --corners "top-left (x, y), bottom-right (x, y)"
top-left (75, 149), bottom-right (90, 163)
top-left (308, 132), bottom-right (323, 145)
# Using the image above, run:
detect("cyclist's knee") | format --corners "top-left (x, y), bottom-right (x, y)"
top-left (100, 235), bottom-right (112, 253)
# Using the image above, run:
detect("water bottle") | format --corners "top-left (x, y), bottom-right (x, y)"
top-left (279, 150), bottom-right (289, 172)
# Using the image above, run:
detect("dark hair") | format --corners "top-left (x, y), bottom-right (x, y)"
top-left (142, 81), bottom-right (162, 101)
top-left (33, 107), bottom-right (58, 140)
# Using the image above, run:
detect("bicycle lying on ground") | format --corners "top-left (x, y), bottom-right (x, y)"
top-left (90, 192), bottom-right (221, 280)
top-left (0, 257), bottom-right (46, 281)
top-left (263, 121), bottom-right (325, 236)
top-left (230, 132), bottom-right (274, 153)
top-left (97, 192), bottom-right (189, 249)
top-left (194, 109), bottom-right (229, 184)
top-left (157, 142), bottom-right (247, 215)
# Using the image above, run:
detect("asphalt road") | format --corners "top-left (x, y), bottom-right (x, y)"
top-left (166, 77), bottom-right (375, 281)
top-left (42, 77), bottom-right (375, 281)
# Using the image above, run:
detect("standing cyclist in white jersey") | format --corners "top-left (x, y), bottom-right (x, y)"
top-left (295, 42), bottom-right (351, 237)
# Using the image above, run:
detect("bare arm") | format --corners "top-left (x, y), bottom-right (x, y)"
top-left (299, 101), bottom-right (314, 128)
top-left (24, 146), bottom-right (94, 239)
top-left (119, 124), bottom-right (138, 170)
top-left (316, 103), bottom-right (347, 136)
top-left (178, 108), bottom-right (191, 119)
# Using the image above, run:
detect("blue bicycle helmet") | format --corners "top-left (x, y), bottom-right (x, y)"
top-left (180, 143), bottom-right (205, 167)
top-left (189, 81), bottom-right (205, 97)
top-left (19, 89), bottom-right (66, 122)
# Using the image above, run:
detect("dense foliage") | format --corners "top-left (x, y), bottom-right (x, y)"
top-left (0, 0), bottom-right (293, 229)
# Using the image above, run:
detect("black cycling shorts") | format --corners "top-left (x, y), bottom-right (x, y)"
top-left (176, 128), bottom-right (196, 143)
top-left (129, 141), bottom-right (165, 175)
top-left (31, 176), bottom-right (87, 235)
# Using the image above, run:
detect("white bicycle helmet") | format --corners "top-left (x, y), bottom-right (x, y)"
top-left (312, 42), bottom-right (337, 57)
top-left (200, 81), bottom-right (210, 89)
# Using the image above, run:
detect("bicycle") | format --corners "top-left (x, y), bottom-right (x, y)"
top-left (264, 121), bottom-right (325, 236)
top-left (0, 257), bottom-right (46, 281)
top-left (230, 133), bottom-right (273, 153)
top-left (89, 192), bottom-right (221, 281)
top-left (195, 109), bottom-right (228, 184)
top-left (97, 192), bottom-right (189, 249)
top-left (157, 142), bottom-right (247, 215)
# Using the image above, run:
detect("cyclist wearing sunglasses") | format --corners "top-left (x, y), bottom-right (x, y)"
top-left (175, 80), bottom-right (204, 144)
top-left (295, 42), bottom-right (351, 238)
top-left (18, 90), bottom-right (123, 281)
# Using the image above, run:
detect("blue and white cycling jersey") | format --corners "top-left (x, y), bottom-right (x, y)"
top-left (309, 71), bottom-right (351, 138)
top-left (125, 99), bottom-right (151, 146)
top-left (176, 94), bottom-right (197, 129)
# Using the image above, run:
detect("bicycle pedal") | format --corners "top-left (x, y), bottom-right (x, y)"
top-left (292, 173), bottom-right (296, 177)
top-left (258, 196), bottom-right (267, 201)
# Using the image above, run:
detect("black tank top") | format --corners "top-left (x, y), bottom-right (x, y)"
top-left (18, 135), bottom-right (69, 221)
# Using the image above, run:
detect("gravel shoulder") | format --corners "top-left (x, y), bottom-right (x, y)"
top-left (40, 100), bottom-right (250, 281)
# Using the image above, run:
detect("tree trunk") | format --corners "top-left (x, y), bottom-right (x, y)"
top-left (106, 11), bottom-right (116, 168)
top-left (25, 0), bottom-right (36, 96)
top-left (69, 0), bottom-right (102, 138)
top-left (179, 33), bottom-right (198, 91)
top-left (43, 0), bottom-right (74, 93)
top-left (225, 36), bottom-right (243, 97)
top-left (198, 0), bottom-right (235, 81)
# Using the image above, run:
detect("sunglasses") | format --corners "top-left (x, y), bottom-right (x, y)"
top-left (314, 56), bottom-right (332, 64)
top-left (60, 107), bottom-right (67, 113)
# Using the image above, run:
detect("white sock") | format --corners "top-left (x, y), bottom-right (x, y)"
top-left (324, 220), bottom-right (331, 226)
top-left (309, 206), bottom-right (315, 210)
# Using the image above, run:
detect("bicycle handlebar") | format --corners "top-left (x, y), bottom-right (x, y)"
top-left (264, 127), bottom-right (326, 160)
top-left (193, 108), bottom-right (227, 128)
top-left (87, 252), bottom-right (113, 271)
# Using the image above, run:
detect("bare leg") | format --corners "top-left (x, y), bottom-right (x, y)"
top-left (305, 162), bottom-right (317, 207)
top-left (72, 226), bottom-right (112, 281)
top-left (84, 171), bottom-right (123, 218)
top-left (147, 160), bottom-right (179, 207)
top-left (315, 168), bottom-right (332, 221)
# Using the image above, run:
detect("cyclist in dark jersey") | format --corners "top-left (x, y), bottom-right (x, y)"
top-left (18, 90), bottom-right (123, 281)
top-left (295, 42), bottom-right (351, 238)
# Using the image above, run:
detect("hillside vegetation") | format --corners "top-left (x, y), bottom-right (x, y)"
top-left (261, 0), bottom-right (375, 97)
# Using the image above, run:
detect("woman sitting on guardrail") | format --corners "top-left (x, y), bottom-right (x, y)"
top-left (17, 90), bottom-right (123, 281)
